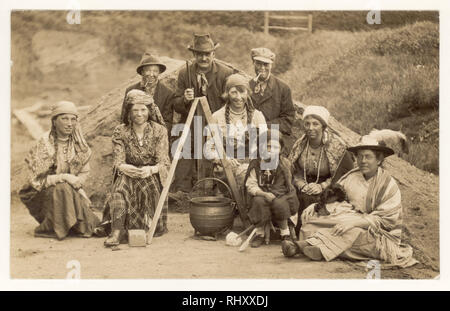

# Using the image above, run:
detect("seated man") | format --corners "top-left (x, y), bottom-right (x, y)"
top-left (244, 129), bottom-right (299, 248)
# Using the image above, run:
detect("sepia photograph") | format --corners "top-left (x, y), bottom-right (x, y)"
top-left (6, 3), bottom-right (442, 283)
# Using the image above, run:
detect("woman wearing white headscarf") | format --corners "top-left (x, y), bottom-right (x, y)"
top-left (19, 101), bottom-right (99, 240)
top-left (288, 105), bottom-right (354, 235)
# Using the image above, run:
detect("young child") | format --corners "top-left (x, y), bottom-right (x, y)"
top-left (244, 129), bottom-right (299, 248)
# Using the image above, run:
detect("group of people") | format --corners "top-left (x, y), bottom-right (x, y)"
top-left (19, 33), bottom-right (416, 267)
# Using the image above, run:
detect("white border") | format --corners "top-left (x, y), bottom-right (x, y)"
top-left (1, 0), bottom-right (448, 291)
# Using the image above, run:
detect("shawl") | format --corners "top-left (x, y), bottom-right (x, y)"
top-left (288, 129), bottom-right (347, 178)
top-left (24, 125), bottom-right (92, 192)
top-left (338, 167), bottom-right (417, 267)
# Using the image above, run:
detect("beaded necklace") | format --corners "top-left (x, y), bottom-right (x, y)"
top-left (303, 139), bottom-right (324, 184)
top-left (56, 136), bottom-right (70, 162)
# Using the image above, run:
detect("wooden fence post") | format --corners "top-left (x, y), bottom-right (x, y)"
top-left (308, 14), bottom-right (313, 33)
top-left (264, 12), bottom-right (269, 35)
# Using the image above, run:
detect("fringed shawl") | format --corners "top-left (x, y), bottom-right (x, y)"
top-left (24, 126), bottom-right (92, 192)
top-left (338, 167), bottom-right (417, 267)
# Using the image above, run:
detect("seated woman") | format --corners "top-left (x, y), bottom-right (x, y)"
top-left (19, 101), bottom-right (99, 240)
top-left (204, 73), bottom-right (267, 189)
top-left (282, 136), bottom-right (417, 268)
top-left (103, 89), bottom-right (171, 247)
top-left (244, 129), bottom-right (299, 248)
top-left (288, 105), bottom-right (354, 235)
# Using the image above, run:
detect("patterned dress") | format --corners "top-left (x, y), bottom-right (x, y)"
top-left (105, 121), bottom-right (171, 233)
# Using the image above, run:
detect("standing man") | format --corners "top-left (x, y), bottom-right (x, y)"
top-left (120, 51), bottom-right (174, 134)
top-left (249, 47), bottom-right (295, 137)
top-left (171, 33), bottom-right (235, 193)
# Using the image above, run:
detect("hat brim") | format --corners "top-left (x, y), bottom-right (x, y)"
top-left (348, 145), bottom-right (395, 157)
top-left (136, 63), bottom-right (167, 75)
top-left (187, 43), bottom-right (220, 53)
top-left (252, 56), bottom-right (273, 64)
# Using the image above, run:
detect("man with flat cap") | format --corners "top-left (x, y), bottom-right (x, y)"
top-left (172, 33), bottom-right (235, 193)
top-left (120, 51), bottom-right (174, 134)
top-left (249, 47), bottom-right (295, 137)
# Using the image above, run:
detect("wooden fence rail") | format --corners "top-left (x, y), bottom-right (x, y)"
top-left (264, 12), bottom-right (313, 34)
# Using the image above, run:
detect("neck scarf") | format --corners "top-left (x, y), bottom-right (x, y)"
top-left (253, 73), bottom-right (271, 96)
top-left (197, 72), bottom-right (209, 96)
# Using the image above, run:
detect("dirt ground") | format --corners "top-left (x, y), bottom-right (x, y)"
top-left (9, 195), bottom-right (437, 280)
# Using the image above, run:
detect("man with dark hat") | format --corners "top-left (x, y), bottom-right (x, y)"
top-left (120, 51), bottom-right (174, 134)
top-left (171, 33), bottom-right (235, 192)
top-left (249, 47), bottom-right (295, 137)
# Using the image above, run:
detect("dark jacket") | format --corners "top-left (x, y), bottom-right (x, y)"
top-left (173, 61), bottom-right (235, 122)
top-left (249, 75), bottom-right (295, 136)
top-left (120, 80), bottom-right (175, 132)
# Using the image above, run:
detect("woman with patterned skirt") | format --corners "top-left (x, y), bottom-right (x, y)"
top-left (102, 90), bottom-right (171, 247)
top-left (19, 101), bottom-right (99, 240)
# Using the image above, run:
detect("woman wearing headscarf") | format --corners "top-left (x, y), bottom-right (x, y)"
top-left (19, 101), bottom-right (99, 240)
top-left (204, 73), bottom-right (267, 189)
top-left (282, 136), bottom-right (417, 268)
top-left (288, 105), bottom-right (354, 235)
top-left (103, 89), bottom-right (171, 247)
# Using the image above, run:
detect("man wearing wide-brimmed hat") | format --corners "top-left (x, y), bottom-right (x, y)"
top-left (249, 47), bottom-right (295, 137)
top-left (171, 33), bottom-right (235, 193)
top-left (173, 33), bottom-right (235, 119)
top-left (120, 51), bottom-right (174, 134)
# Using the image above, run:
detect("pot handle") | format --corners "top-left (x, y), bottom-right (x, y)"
top-left (191, 177), bottom-right (234, 200)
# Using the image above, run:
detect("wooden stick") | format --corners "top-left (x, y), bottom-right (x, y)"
top-left (268, 26), bottom-right (310, 31)
top-left (147, 98), bottom-right (200, 244)
top-left (199, 97), bottom-right (250, 227)
top-left (269, 15), bottom-right (309, 20)
top-left (23, 102), bottom-right (44, 113)
top-left (236, 224), bottom-right (255, 239)
top-left (239, 228), bottom-right (257, 252)
top-left (13, 109), bottom-right (45, 140)
top-left (264, 222), bottom-right (271, 245)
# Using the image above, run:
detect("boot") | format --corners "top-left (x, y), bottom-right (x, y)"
top-left (104, 229), bottom-right (121, 247)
